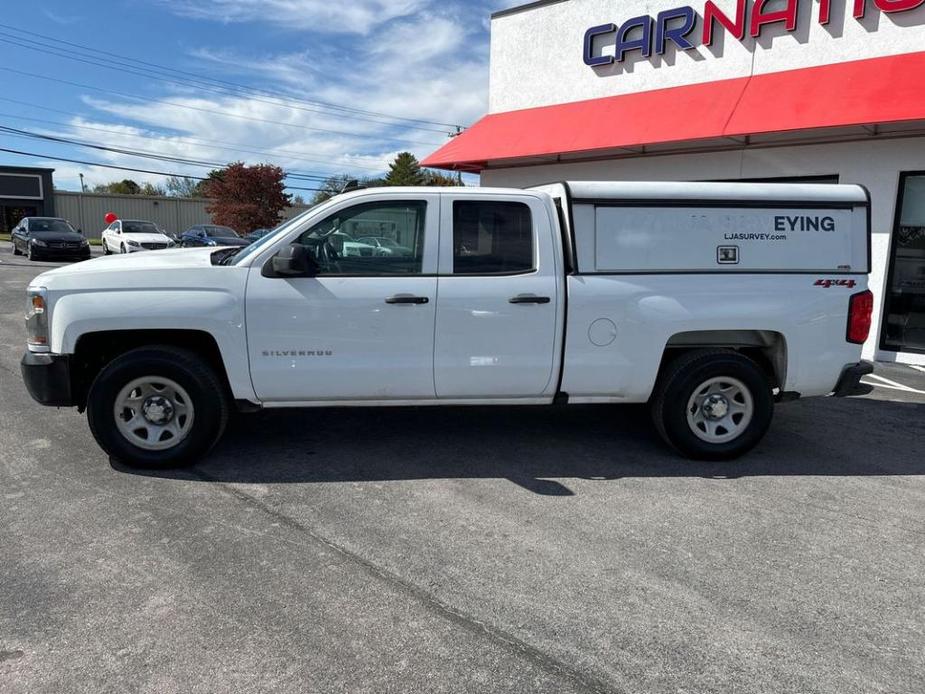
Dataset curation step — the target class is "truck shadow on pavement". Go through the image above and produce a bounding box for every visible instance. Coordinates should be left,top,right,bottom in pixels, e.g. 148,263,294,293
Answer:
116,396,925,496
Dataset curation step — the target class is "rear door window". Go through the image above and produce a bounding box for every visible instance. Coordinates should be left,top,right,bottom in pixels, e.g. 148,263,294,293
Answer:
452,201,534,275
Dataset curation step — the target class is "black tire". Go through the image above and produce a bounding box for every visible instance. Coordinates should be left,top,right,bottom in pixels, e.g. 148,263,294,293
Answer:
12,242,21,256
27,243,37,261
103,243,111,255
87,346,230,468
650,350,773,461
120,244,126,255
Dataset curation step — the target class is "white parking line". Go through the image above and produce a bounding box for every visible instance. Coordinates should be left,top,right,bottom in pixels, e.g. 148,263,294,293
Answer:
863,373,925,395
909,364,925,374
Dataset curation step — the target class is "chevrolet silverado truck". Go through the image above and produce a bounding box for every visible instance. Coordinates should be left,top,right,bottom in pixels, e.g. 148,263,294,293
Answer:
21,182,874,467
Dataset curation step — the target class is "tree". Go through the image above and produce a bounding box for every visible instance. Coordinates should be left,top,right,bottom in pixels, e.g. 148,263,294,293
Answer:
384,152,425,186
165,176,206,198
92,179,141,195
139,182,166,197
310,174,384,206
202,162,291,233
424,170,463,187
309,154,462,207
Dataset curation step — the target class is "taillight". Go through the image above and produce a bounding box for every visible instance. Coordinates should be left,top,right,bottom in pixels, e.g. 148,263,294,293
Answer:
847,290,873,344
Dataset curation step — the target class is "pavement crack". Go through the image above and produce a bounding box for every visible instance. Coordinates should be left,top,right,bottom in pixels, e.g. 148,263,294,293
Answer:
194,471,623,694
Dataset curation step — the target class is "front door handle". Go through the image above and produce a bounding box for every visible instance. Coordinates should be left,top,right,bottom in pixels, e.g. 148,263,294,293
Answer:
386,295,430,305
509,295,551,305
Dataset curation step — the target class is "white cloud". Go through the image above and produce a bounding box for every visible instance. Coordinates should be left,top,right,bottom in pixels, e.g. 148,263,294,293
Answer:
40,1,500,192
41,9,82,25
159,0,429,33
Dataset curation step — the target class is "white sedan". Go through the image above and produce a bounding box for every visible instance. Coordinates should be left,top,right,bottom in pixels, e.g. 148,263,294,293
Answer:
102,219,176,255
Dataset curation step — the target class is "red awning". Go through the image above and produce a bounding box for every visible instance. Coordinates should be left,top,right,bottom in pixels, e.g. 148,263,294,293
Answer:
424,52,925,172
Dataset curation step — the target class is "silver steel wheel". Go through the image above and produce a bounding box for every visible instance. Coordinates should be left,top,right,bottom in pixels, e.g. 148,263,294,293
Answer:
113,377,195,451
686,376,754,445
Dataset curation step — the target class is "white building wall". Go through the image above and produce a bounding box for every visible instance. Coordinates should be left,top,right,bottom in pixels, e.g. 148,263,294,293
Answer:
482,136,925,365
490,0,925,113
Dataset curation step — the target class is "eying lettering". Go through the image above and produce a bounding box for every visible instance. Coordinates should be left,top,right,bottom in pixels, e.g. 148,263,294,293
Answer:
774,216,836,232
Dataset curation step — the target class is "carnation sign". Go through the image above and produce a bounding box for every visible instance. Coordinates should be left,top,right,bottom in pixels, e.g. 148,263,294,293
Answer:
583,0,924,66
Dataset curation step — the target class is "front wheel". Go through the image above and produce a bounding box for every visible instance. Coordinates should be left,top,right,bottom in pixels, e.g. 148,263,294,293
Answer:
12,242,21,256
87,346,230,468
650,350,773,461
27,243,37,261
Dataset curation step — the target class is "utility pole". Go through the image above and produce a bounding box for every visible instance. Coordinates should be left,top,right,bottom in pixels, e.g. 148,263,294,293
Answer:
453,127,464,185
78,173,86,193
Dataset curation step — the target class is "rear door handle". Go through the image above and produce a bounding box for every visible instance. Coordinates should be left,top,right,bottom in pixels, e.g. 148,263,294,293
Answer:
509,295,551,305
386,295,430,305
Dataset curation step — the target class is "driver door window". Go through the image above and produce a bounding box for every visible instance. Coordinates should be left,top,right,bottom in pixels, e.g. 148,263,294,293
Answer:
296,201,427,275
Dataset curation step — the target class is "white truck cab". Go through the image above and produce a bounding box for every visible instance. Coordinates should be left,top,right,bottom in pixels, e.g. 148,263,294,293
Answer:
21,182,873,468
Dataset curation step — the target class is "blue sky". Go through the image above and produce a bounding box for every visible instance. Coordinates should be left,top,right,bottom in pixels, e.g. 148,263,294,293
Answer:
0,0,521,195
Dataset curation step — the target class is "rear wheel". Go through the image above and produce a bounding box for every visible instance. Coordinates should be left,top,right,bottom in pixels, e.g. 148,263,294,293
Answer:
87,346,230,468
651,350,773,461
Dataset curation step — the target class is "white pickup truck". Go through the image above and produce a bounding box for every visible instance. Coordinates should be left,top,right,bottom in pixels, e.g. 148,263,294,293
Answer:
21,182,874,468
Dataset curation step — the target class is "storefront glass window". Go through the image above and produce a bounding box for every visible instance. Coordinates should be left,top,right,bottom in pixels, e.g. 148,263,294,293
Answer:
882,174,925,354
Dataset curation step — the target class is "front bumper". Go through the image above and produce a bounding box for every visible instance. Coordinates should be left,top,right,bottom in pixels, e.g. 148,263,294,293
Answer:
33,246,92,260
21,352,75,407
832,361,874,397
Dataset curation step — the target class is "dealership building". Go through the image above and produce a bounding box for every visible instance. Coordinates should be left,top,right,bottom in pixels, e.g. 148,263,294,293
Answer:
425,0,925,364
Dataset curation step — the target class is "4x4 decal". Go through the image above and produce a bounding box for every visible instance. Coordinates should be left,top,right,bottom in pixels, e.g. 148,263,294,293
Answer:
815,279,857,289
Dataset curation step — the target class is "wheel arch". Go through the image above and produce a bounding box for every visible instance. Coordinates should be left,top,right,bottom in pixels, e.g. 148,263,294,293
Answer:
71,329,235,411
658,330,788,392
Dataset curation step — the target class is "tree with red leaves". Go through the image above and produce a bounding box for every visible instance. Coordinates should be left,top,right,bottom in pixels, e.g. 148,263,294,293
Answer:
203,163,291,234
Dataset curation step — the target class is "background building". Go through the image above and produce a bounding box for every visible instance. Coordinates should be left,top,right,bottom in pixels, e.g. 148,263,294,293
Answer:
0,165,311,239
0,166,55,234
425,0,925,364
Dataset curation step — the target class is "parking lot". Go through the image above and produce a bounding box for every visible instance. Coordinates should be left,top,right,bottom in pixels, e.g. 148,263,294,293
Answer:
1,248,923,694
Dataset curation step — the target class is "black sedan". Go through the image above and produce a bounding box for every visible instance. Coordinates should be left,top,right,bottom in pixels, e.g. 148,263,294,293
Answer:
11,217,91,262
179,224,251,248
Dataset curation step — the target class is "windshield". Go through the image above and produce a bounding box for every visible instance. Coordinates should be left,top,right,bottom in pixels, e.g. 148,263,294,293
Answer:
231,215,309,265
30,219,76,233
205,226,240,238
123,221,161,235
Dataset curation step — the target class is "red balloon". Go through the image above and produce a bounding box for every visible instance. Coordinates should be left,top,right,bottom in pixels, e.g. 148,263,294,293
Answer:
104,212,118,225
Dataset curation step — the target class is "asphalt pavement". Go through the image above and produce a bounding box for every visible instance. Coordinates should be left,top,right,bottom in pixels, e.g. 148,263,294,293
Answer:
1,246,923,694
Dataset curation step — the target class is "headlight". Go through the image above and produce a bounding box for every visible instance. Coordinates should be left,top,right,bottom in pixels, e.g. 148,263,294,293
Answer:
31,239,48,247
80,239,89,247
26,288,49,350
126,240,141,248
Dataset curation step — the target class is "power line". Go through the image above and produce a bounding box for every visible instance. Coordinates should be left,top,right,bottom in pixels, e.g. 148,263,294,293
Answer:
0,124,333,180
0,21,463,131
0,125,227,169
0,125,333,183
0,100,386,173
0,67,445,148
0,33,458,136
0,146,324,192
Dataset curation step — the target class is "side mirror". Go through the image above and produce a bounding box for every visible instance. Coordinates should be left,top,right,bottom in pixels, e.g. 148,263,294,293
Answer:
263,243,318,278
